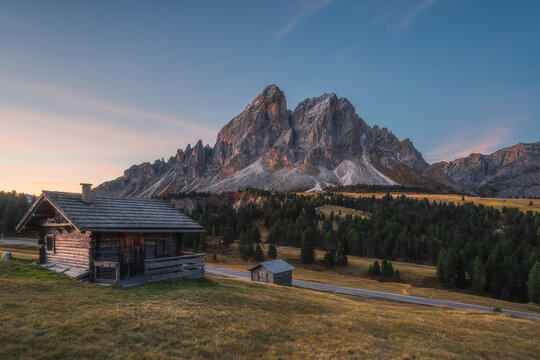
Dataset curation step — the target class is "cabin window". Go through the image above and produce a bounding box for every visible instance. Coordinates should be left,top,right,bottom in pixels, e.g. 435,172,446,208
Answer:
46,235,56,253
155,239,171,258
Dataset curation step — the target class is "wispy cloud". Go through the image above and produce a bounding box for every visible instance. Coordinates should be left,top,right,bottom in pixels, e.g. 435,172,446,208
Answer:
0,79,219,194
0,106,196,158
13,82,217,139
334,43,362,63
90,165,124,178
0,106,201,194
381,0,439,33
425,127,512,163
22,181,71,186
277,0,333,39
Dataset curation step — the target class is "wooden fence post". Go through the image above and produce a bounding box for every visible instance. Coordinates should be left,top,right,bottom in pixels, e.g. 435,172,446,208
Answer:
115,264,120,285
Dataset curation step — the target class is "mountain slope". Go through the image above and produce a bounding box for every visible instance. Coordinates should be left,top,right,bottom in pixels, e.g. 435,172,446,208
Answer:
433,142,540,197
94,85,458,196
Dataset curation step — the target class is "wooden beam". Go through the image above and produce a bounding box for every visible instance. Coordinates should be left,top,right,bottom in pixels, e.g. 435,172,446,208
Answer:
32,212,54,217
41,223,72,227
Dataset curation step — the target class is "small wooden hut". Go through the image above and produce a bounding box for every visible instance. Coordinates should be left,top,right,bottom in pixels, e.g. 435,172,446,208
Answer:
248,259,295,286
16,184,206,286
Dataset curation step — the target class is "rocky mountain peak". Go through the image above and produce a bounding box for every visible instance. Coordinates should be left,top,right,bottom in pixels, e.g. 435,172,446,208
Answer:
94,85,538,198
433,141,540,197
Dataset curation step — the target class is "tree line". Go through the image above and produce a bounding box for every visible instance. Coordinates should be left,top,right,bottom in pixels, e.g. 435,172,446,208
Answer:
0,191,33,235
186,201,276,262
182,191,539,303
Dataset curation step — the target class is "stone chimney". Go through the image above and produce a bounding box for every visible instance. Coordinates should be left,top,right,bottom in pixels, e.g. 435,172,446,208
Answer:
81,183,92,203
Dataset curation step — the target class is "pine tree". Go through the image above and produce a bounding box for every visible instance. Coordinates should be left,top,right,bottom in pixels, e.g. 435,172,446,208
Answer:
267,243,277,259
300,227,315,264
238,232,248,260
192,237,199,253
199,233,207,252
250,226,261,243
248,241,255,257
324,251,334,268
337,247,348,266
372,260,381,276
222,225,235,247
381,260,394,277
437,249,458,287
393,269,401,282
254,244,264,262
485,244,505,298
368,265,374,276
472,256,486,295
527,261,540,303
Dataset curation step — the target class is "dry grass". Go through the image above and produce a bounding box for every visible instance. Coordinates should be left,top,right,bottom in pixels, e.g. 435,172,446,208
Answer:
0,242,39,260
208,245,540,315
316,205,370,219
6,239,539,316
334,192,540,213
1,257,539,359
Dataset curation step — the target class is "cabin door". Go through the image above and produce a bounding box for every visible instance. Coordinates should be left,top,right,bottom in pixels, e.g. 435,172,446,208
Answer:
120,233,145,279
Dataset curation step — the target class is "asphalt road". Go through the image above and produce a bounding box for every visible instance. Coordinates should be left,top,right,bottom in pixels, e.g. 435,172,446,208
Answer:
205,266,540,319
0,238,37,245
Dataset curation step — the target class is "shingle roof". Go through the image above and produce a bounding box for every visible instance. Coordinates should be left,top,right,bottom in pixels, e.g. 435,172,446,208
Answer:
17,191,205,233
248,259,295,274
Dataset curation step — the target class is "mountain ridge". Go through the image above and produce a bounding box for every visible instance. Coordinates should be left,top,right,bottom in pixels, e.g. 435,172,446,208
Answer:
432,141,540,197
94,85,536,198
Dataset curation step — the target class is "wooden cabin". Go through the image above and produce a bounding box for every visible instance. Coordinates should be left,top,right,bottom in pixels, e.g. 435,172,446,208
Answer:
248,259,295,286
16,184,206,286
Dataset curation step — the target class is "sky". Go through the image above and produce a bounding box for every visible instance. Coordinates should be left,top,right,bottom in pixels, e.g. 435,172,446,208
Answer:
1,0,539,195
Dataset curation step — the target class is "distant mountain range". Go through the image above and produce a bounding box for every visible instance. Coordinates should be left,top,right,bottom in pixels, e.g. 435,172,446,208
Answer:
95,85,539,198
433,142,540,197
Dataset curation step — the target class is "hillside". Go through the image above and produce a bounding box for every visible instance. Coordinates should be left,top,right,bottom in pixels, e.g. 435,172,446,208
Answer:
1,258,539,359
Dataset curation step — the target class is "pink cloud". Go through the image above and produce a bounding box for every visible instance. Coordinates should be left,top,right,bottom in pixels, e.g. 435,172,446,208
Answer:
425,127,512,163
90,165,124,178
13,81,217,140
0,106,198,158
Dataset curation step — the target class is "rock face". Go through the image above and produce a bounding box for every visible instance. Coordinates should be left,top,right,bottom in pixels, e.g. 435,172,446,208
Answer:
433,142,540,197
94,85,464,196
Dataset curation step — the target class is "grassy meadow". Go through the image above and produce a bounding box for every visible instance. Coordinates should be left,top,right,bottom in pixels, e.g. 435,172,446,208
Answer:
316,205,370,219
1,255,540,359
207,243,540,315
333,192,540,213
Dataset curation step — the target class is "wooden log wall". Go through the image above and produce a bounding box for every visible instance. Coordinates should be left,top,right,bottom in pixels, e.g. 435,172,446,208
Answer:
273,271,292,286
251,269,292,286
41,227,92,268
144,233,182,260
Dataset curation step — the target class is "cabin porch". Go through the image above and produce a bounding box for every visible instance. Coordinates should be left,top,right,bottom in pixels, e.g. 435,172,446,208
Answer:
92,232,205,286
93,252,206,286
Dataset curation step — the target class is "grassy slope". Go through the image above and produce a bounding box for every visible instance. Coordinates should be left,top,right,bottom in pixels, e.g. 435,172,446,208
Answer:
316,205,370,218
335,192,540,213
5,236,540,315
207,243,540,314
1,258,539,360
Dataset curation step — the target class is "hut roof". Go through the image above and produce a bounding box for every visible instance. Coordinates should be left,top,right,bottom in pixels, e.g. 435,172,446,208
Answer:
248,259,295,274
16,191,205,233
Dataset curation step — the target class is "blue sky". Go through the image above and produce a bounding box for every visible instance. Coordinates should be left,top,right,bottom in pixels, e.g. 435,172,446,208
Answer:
0,0,539,194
